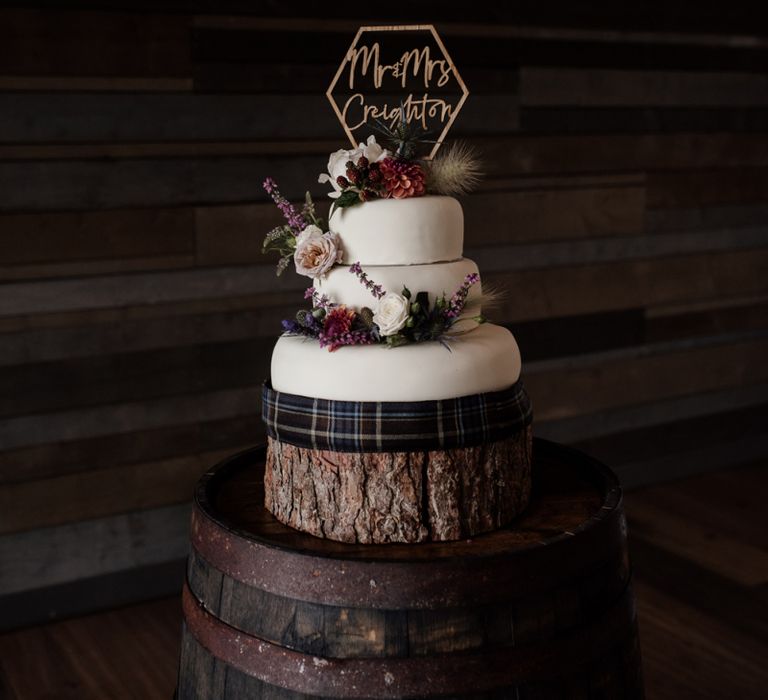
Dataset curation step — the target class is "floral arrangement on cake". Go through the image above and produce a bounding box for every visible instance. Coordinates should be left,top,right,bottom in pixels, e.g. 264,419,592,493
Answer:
282,267,481,351
260,126,484,351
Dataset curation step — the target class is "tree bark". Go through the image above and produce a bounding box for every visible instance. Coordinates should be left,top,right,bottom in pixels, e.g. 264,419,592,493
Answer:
264,426,532,543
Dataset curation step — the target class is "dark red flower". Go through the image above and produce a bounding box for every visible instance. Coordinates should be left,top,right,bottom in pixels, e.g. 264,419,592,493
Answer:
379,158,426,199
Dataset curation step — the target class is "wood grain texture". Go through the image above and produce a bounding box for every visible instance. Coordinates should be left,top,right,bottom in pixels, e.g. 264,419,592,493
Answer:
0,338,271,418
0,445,250,535
520,68,768,106
526,335,768,421
0,597,182,698
0,386,261,451
0,208,194,267
0,9,190,77
0,503,190,595
0,413,259,485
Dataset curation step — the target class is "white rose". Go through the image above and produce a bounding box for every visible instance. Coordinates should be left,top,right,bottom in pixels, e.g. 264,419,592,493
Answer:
317,136,389,199
359,134,388,164
294,229,343,279
373,292,410,336
317,149,353,199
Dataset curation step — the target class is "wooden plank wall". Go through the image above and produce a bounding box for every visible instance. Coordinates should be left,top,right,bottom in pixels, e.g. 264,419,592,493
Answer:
1,4,767,629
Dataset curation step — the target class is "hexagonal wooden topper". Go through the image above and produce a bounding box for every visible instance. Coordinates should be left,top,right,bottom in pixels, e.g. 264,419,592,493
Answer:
326,25,469,160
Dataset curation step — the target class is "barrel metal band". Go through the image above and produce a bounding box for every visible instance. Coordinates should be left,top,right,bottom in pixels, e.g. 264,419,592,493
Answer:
182,581,637,696
262,379,533,453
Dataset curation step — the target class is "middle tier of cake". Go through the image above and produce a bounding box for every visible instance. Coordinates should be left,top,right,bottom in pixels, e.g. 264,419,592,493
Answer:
315,257,481,311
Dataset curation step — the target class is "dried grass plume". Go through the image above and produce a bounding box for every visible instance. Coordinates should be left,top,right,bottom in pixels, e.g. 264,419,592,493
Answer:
424,141,483,196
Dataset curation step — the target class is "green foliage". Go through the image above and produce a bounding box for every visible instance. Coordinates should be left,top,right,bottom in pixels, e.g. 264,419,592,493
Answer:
302,191,326,229
329,189,361,218
276,254,292,276
385,333,410,348
262,224,296,276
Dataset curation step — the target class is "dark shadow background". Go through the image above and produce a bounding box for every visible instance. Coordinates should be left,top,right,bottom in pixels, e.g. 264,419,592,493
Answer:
1,2,767,634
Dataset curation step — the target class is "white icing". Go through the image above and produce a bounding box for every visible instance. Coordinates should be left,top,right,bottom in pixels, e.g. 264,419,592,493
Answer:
270,323,521,402
329,196,464,265
316,258,481,311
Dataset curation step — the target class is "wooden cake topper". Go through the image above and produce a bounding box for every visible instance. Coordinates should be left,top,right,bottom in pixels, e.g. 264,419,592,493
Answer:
326,25,469,159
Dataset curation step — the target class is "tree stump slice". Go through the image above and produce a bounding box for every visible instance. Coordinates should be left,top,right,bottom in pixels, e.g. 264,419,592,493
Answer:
265,426,532,543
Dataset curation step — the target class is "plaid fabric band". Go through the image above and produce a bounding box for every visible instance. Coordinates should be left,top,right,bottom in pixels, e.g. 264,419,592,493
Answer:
262,379,533,453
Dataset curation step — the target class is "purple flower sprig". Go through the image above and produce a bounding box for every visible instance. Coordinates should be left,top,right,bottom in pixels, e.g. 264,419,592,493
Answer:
445,273,480,319
304,286,334,310
319,328,375,352
349,261,385,300
263,177,306,235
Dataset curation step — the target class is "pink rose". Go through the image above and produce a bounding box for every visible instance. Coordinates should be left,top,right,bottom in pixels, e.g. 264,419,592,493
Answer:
293,226,343,279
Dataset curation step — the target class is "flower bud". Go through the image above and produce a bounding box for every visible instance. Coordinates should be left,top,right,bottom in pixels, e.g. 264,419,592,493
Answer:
336,175,349,188
406,316,415,328
346,169,360,185
345,160,356,170
312,307,326,319
410,301,421,314
357,155,369,168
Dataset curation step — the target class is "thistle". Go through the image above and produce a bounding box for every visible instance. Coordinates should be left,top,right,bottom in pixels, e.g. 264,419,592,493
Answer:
370,103,435,160
423,142,483,196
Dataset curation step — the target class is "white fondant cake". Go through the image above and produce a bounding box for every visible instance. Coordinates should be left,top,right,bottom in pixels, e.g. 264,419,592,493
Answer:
261,137,534,545
270,193,523,403
316,258,481,311
271,322,520,402
329,195,463,265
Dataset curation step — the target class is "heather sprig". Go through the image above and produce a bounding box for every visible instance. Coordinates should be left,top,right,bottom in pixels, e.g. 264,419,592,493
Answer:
305,286,335,310
445,273,481,319
319,328,375,352
349,261,385,299
263,177,306,234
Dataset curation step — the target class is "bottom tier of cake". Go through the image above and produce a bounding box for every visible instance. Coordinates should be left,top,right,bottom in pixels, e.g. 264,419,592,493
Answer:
264,426,532,544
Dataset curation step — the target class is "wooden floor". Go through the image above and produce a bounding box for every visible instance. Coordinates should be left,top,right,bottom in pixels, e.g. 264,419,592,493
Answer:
1,463,766,699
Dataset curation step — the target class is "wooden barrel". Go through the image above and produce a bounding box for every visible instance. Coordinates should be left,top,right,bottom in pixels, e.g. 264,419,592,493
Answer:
177,438,644,699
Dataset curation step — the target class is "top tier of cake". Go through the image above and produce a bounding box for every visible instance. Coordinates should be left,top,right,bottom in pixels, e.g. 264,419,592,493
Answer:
329,195,463,265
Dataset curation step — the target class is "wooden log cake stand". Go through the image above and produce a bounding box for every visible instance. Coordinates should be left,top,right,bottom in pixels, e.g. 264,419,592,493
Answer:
177,438,644,699
265,429,533,544
260,380,535,544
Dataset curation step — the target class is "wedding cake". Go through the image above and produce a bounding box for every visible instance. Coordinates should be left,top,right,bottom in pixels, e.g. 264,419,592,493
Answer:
260,136,532,544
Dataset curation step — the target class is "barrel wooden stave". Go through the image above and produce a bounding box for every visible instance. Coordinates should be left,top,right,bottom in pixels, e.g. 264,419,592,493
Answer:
178,613,643,699
177,439,644,699
186,546,629,658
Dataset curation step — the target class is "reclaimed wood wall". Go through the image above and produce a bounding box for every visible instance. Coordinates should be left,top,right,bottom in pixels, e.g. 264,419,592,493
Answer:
1,4,767,628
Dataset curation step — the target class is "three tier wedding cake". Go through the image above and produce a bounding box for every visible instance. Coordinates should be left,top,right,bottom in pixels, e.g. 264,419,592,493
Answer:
260,136,532,544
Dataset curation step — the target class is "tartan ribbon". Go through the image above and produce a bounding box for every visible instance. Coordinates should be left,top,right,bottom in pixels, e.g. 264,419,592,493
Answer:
262,379,532,453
